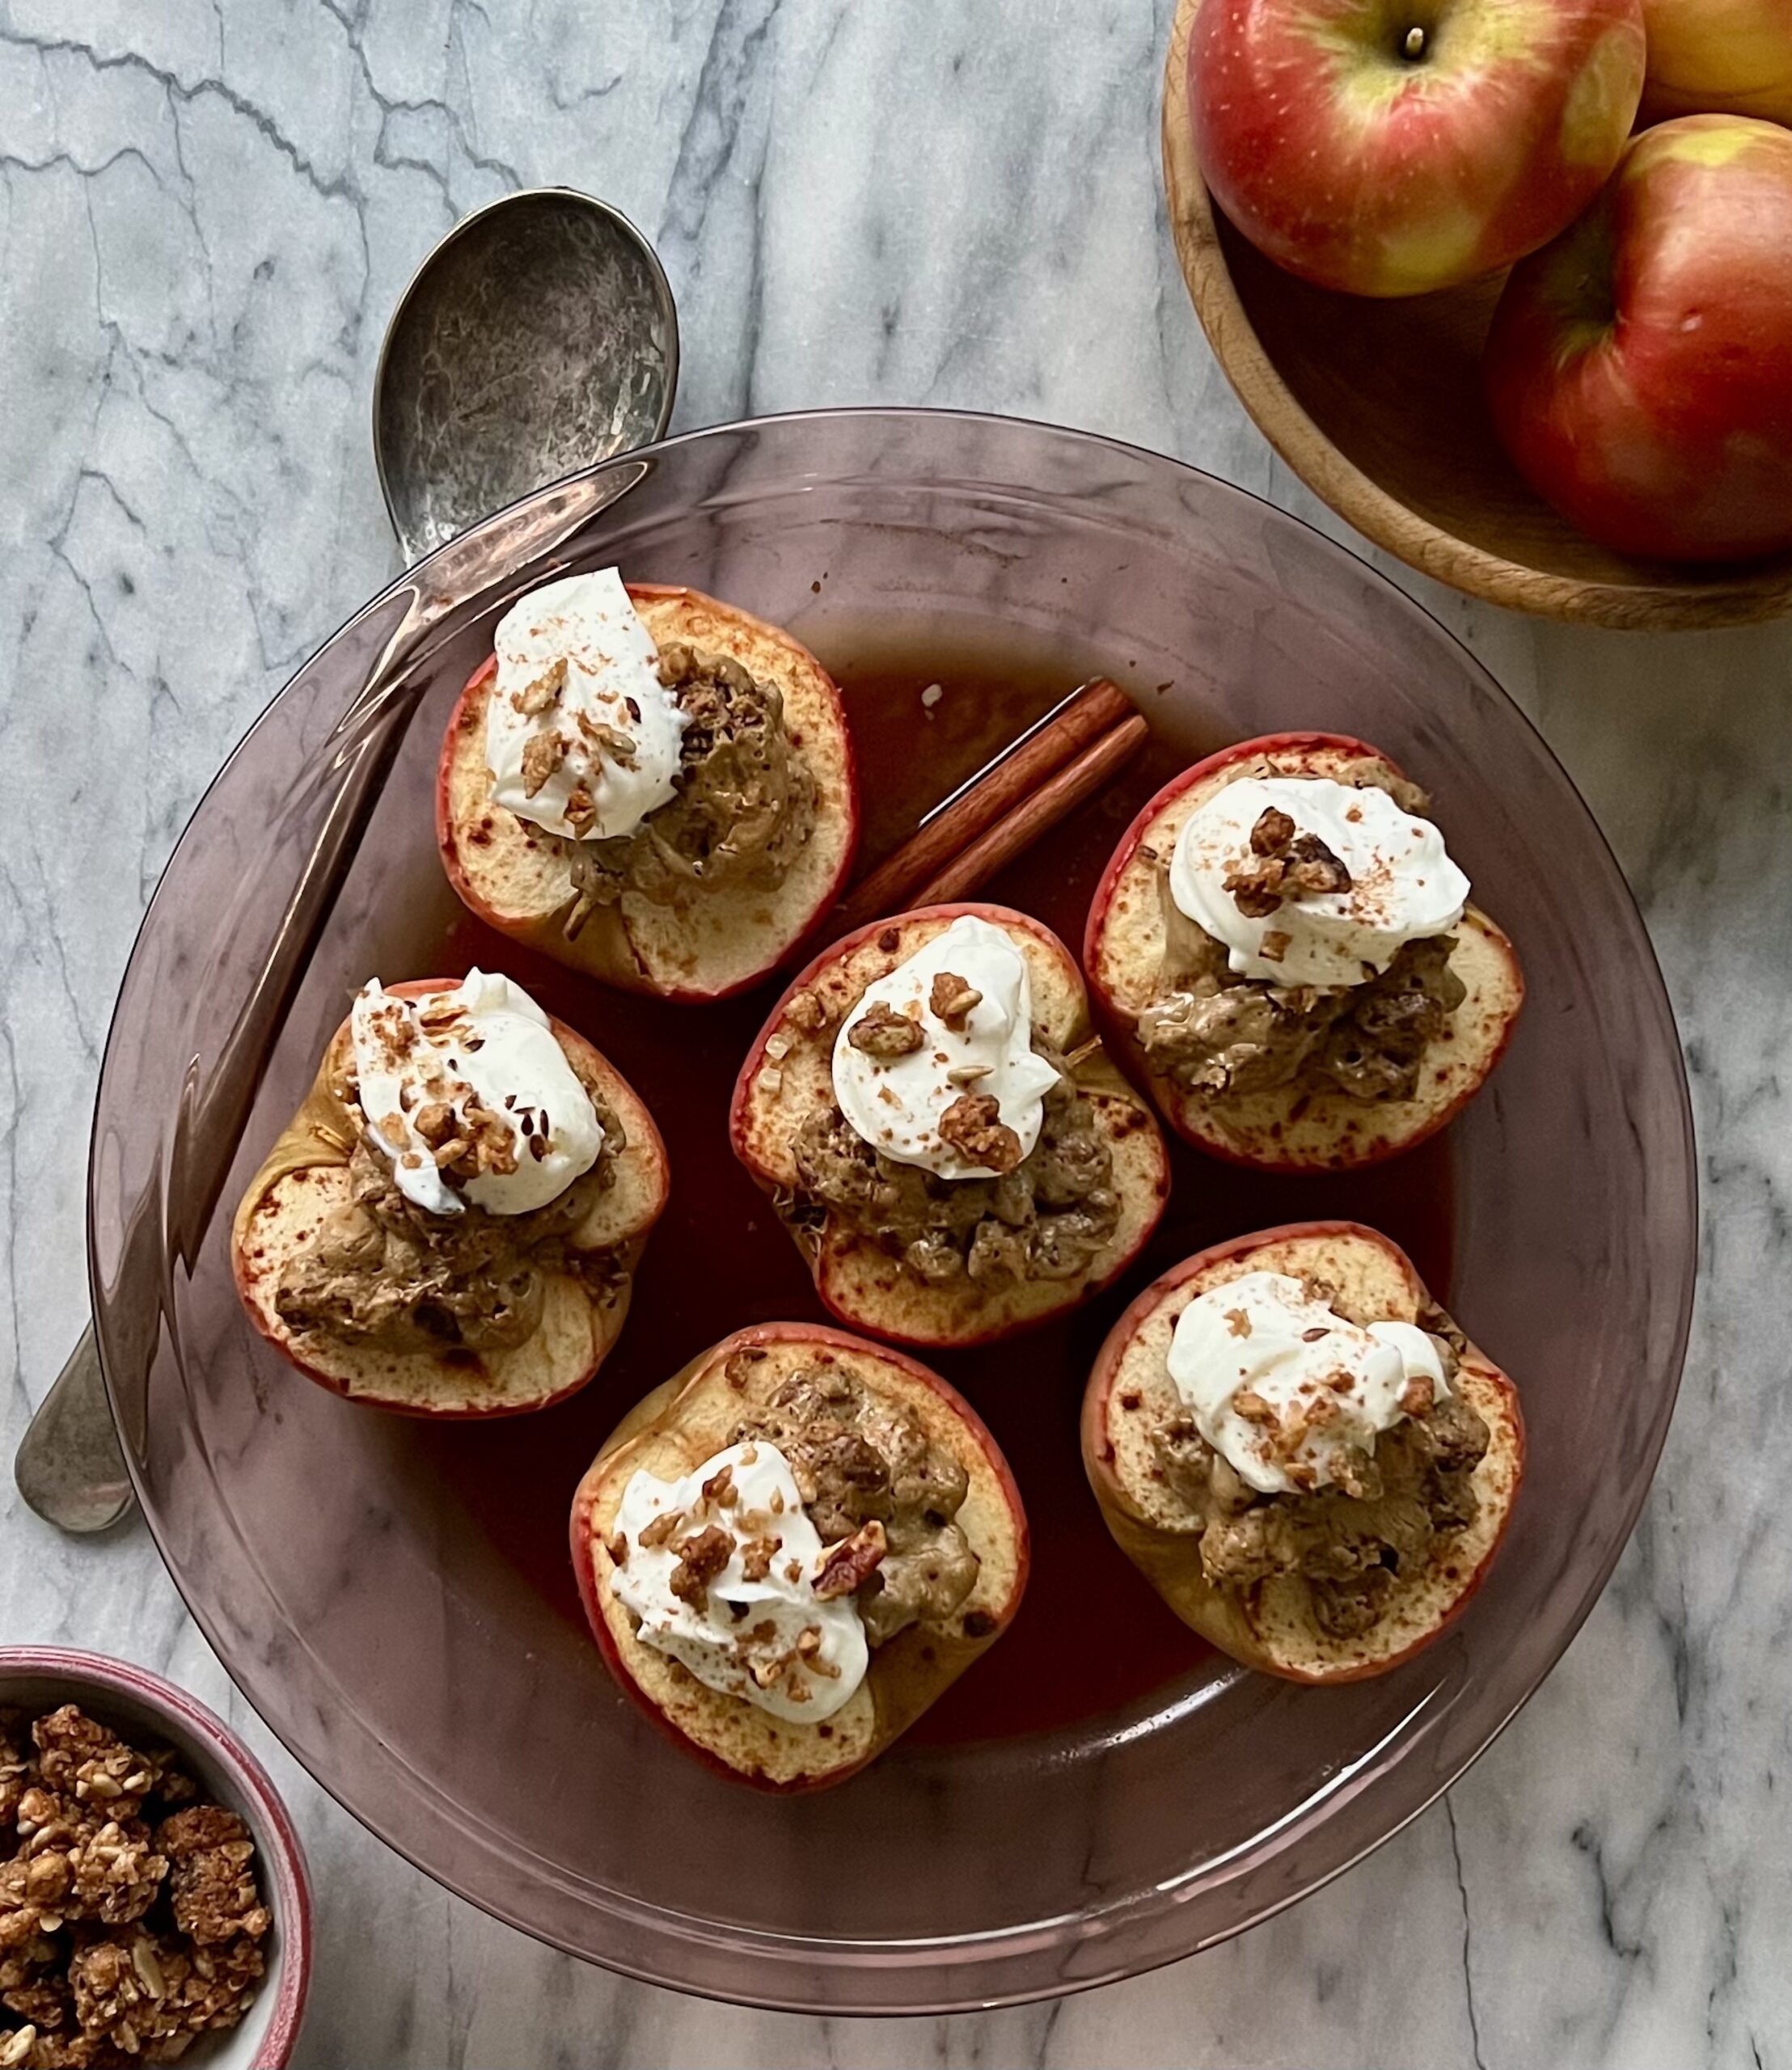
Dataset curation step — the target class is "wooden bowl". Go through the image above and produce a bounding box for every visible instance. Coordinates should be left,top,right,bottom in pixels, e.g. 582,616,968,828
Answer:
1162,0,1792,630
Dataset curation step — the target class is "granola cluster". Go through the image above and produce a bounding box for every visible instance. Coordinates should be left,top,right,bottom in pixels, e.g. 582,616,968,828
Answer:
0,1707,268,2068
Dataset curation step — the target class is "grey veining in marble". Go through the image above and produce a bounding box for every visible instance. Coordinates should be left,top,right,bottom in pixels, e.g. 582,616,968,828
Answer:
1,2,1787,2065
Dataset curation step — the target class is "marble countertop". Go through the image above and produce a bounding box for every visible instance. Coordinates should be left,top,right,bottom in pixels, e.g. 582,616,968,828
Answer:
2,2,1786,2064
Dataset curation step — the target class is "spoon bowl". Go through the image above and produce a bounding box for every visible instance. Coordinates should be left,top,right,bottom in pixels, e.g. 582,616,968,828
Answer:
374,188,678,564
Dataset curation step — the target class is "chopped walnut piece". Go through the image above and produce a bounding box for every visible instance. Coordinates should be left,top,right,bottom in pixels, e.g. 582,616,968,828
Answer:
700,1464,737,1510
512,656,566,716
936,1092,1022,1174
1224,805,1354,919
928,973,983,1029
1250,806,1296,855
1399,1373,1436,1417
1259,929,1291,965
636,1508,684,1550
519,729,565,799
738,1536,780,1583
157,1809,268,1947
1232,1388,1278,1426
668,1526,733,1606
1285,834,1351,896
1225,1307,1252,1338
811,1520,888,1601
563,784,597,837
845,1000,925,1058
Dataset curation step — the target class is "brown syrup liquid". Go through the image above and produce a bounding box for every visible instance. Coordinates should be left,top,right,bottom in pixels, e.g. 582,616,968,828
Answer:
418,620,1455,1744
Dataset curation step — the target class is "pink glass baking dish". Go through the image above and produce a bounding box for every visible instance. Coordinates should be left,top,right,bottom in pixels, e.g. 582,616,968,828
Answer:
87,409,1694,2011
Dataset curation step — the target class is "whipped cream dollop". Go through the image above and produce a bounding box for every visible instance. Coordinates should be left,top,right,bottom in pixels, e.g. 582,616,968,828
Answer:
610,1441,869,1723
349,970,602,1219
1169,774,1469,987
830,915,1061,1181
1166,1269,1450,1497
484,568,688,842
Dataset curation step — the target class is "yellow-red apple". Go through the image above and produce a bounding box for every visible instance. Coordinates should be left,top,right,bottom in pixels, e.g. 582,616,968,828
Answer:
1485,116,1792,562
1639,0,1792,127
1187,0,1646,296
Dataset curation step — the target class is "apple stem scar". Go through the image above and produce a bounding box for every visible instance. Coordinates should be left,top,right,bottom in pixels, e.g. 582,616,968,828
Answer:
1402,24,1426,58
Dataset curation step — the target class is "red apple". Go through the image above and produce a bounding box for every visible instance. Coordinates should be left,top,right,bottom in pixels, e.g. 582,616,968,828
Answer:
730,905,1171,1349
1082,1221,1524,1683
437,583,860,1003
1189,0,1646,296
571,1321,1029,1789
232,980,669,1416
1639,0,1792,126
1486,116,1792,562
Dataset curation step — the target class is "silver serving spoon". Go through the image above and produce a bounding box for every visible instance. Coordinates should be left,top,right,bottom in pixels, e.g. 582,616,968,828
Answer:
15,188,679,1532
375,187,678,564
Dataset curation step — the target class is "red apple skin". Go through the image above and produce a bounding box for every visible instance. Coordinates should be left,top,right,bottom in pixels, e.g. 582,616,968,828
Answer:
1190,0,1646,297
1639,0,1792,127
1486,116,1792,562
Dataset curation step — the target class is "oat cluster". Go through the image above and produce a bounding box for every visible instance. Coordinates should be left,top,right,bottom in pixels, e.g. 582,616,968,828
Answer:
0,1707,269,2068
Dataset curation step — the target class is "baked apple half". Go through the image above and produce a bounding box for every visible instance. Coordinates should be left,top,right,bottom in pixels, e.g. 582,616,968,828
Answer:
232,971,668,1414
1084,733,1523,1172
1083,1222,1523,1683
437,569,859,1001
730,905,1171,1348
572,1321,1029,1789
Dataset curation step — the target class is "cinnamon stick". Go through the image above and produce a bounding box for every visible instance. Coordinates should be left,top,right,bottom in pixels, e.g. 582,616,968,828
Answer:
909,714,1149,910
834,678,1134,933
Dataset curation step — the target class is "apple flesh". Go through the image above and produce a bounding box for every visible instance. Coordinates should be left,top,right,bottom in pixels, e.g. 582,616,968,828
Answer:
730,904,1171,1348
1486,116,1792,562
1082,1222,1524,1683
1640,0,1792,126
437,583,860,1003
571,1322,1029,1789
1081,734,1524,1174
1189,0,1646,296
231,980,669,1416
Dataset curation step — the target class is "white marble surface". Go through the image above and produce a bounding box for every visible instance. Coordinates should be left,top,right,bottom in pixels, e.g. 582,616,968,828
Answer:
2,2,1788,2064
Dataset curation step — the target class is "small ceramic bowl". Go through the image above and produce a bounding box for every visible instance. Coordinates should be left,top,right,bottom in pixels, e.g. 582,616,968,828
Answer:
0,1647,311,2068
1161,0,1792,632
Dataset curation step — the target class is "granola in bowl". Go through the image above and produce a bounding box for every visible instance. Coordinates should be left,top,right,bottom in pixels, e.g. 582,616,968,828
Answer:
0,1705,271,2068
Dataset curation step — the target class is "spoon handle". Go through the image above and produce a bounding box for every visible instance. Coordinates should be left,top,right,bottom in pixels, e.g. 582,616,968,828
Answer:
14,1324,134,1535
